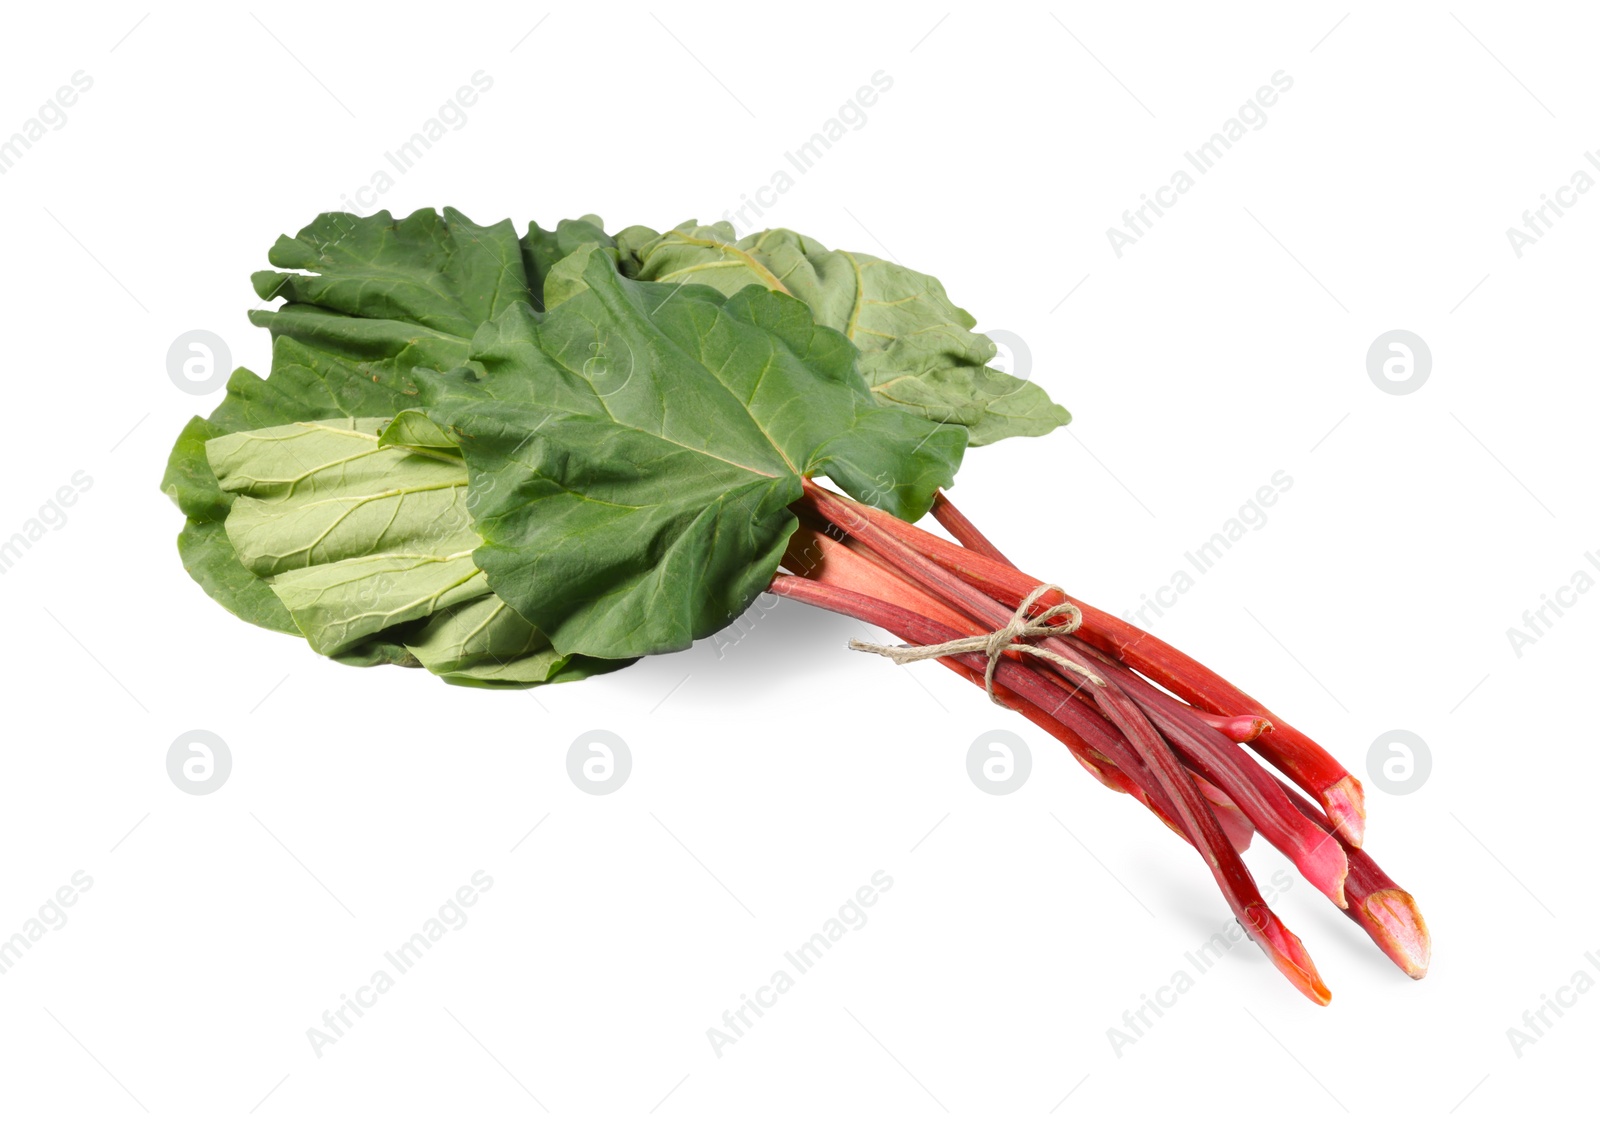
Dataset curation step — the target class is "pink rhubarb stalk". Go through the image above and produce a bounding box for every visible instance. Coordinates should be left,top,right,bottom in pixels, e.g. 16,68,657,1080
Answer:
777,531,1331,1005
802,486,1350,909
829,486,1366,846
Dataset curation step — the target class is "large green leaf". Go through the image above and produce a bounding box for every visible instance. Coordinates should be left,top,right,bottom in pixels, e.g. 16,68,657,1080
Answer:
206,417,599,684
162,208,539,657
186,206,530,501
411,244,966,660
615,222,1070,446
250,207,529,345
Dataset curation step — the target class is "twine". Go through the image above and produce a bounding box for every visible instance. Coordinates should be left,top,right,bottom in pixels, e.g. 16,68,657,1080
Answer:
848,584,1105,703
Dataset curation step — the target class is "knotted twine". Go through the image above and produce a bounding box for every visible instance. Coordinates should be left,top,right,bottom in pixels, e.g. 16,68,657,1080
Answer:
847,584,1106,703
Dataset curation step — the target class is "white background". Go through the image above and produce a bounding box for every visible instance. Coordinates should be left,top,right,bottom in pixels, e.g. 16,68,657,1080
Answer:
0,2,1593,1122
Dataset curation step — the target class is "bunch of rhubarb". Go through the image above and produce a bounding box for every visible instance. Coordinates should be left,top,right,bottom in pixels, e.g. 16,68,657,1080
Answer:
163,208,1427,1002
777,484,1428,1003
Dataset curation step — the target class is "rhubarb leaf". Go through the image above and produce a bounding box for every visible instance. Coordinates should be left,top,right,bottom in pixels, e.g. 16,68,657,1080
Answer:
250,207,529,349
206,417,601,683
209,418,482,655
163,208,539,656
411,244,966,660
615,221,1070,445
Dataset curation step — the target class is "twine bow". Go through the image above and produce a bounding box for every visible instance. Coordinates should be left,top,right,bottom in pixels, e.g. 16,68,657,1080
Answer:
847,584,1105,703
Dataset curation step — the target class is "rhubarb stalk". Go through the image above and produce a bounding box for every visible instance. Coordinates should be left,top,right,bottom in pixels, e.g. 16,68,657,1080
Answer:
776,533,1331,1005
801,485,1350,909
829,487,1366,846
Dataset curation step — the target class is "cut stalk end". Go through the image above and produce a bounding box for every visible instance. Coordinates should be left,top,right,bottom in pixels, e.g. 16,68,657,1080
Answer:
1252,914,1333,1006
1359,889,1432,980
1323,775,1366,849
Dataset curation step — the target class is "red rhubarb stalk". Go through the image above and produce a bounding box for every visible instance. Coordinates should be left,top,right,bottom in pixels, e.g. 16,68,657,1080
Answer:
1049,636,1349,907
785,528,1177,827
785,527,1255,854
801,485,1350,909
826,486,1366,846
776,538,1331,1005
930,488,1016,568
